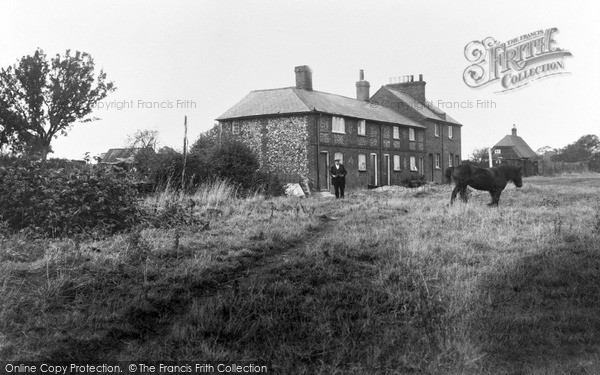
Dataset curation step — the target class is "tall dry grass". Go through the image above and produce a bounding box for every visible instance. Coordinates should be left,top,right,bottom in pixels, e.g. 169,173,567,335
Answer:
1,174,599,374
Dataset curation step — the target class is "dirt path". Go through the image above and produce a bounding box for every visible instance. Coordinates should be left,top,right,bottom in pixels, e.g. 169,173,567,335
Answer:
45,209,339,361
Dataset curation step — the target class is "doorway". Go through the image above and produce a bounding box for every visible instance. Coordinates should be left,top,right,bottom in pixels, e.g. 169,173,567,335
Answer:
383,154,390,185
319,152,330,191
369,153,378,186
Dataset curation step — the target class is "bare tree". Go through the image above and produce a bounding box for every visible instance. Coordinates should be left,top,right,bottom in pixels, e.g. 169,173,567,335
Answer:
126,129,160,150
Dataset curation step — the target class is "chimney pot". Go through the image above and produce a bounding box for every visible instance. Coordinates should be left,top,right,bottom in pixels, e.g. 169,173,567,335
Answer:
419,74,423,81
294,65,313,91
359,69,364,81
410,75,414,82
512,124,517,136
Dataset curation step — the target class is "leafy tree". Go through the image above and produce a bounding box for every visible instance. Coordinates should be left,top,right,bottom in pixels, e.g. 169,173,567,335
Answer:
468,147,490,167
552,134,600,163
536,146,555,156
0,48,115,160
189,123,221,158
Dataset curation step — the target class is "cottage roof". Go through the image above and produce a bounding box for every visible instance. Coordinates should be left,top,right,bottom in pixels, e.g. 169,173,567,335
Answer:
494,135,538,158
101,148,141,164
217,87,424,128
383,87,462,125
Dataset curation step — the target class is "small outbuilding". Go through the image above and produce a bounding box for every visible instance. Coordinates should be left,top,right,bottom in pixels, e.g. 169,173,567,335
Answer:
491,125,539,176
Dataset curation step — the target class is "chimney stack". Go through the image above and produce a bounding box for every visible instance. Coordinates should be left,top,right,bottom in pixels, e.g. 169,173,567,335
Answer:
356,69,370,101
386,73,426,103
295,65,313,91
512,124,517,136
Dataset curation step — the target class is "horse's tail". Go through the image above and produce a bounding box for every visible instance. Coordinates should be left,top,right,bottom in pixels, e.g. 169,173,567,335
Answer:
445,167,454,184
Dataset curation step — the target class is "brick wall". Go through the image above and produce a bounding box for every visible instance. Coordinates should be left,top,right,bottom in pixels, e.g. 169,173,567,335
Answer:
307,113,426,190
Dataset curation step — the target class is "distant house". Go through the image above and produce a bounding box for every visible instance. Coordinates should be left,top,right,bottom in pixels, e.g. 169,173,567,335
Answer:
99,148,141,168
216,65,462,192
491,125,538,176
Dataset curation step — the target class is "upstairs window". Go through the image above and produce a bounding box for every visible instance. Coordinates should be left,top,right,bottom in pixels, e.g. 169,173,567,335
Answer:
434,123,440,137
409,128,415,141
232,123,240,135
358,120,366,136
494,149,501,154
393,126,400,139
332,116,345,134
448,125,453,139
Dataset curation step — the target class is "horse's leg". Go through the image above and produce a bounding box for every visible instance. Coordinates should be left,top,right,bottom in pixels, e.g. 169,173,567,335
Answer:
488,189,501,206
450,184,460,204
460,185,468,202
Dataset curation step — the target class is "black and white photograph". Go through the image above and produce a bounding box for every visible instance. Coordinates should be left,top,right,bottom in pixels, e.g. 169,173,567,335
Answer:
1,1,599,373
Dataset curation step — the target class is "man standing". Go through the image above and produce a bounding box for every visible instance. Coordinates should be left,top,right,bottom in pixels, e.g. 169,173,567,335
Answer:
330,159,347,199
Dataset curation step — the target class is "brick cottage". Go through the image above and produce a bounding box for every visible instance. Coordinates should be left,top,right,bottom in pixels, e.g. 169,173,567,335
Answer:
216,65,462,193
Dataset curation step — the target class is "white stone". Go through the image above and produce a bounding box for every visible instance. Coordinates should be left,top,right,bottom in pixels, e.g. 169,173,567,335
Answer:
284,183,305,197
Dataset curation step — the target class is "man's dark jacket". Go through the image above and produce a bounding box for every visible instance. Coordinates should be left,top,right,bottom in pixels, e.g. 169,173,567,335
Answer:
330,164,347,184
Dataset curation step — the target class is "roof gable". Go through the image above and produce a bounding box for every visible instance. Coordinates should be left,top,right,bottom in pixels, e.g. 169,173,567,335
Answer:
383,87,462,125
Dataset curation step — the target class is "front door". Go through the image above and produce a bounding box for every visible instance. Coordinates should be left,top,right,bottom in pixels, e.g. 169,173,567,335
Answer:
319,152,329,191
383,154,390,185
369,153,378,186
429,154,434,182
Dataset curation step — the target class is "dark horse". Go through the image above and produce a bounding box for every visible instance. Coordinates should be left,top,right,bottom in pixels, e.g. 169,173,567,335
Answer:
445,164,523,206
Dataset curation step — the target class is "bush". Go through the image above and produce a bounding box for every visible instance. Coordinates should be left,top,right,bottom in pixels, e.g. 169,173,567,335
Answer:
210,141,260,191
138,140,264,195
0,161,140,237
402,174,427,188
251,172,286,198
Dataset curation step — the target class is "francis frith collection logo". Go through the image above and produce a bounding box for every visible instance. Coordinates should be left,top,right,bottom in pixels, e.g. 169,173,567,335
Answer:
463,27,572,92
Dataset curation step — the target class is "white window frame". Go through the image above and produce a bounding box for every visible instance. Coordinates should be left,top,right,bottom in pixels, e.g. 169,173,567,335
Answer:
449,154,453,167
333,152,343,164
448,125,453,139
434,123,440,137
393,155,400,171
393,126,400,139
410,156,417,171
435,154,440,169
358,120,366,136
409,128,415,141
232,123,240,135
358,154,367,171
332,116,345,134
494,149,501,154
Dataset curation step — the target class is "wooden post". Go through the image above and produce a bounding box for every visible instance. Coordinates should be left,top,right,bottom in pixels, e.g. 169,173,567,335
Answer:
488,147,493,168
181,116,188,191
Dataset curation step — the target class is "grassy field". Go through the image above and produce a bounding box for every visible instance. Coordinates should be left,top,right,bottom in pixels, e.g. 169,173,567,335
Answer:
1,175,600,374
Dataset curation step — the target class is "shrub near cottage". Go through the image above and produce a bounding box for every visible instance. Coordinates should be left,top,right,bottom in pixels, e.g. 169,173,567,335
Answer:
0,161,140,237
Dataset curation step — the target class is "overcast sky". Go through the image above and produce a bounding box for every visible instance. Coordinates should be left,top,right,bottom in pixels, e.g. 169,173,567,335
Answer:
2,0,599,160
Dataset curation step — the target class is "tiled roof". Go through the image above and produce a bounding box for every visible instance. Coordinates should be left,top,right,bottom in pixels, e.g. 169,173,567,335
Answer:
101,148,141,164
384,87,462,125
494,135,538,158
217,87,424,128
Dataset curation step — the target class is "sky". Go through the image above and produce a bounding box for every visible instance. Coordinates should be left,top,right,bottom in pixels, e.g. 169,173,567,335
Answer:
2,0,599,160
